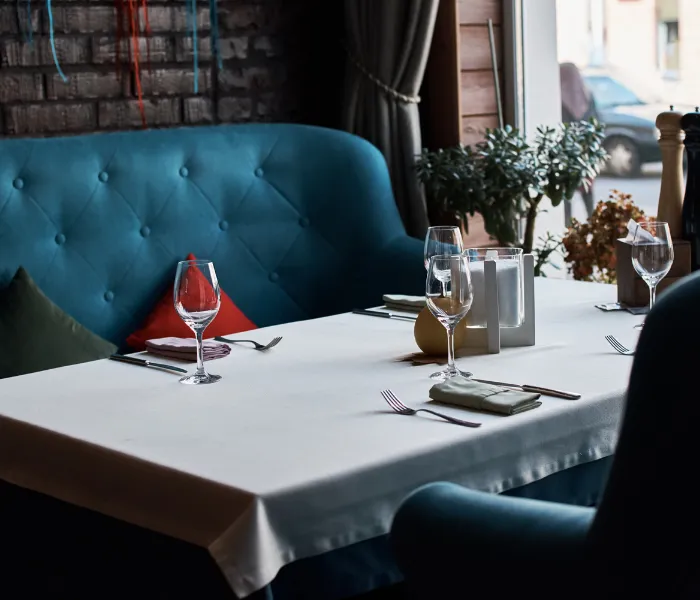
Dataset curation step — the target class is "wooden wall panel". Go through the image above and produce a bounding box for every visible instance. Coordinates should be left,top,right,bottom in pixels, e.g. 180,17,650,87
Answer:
420,0,503,246
460,71,500,116
458,0,504,247
458,0,501,25
459,25,502,71
462,114,499,147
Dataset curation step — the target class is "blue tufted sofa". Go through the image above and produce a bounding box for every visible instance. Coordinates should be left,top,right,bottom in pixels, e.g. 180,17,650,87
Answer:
0,123,425,349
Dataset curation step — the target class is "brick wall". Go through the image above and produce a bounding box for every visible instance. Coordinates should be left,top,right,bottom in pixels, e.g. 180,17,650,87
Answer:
0,0,341,136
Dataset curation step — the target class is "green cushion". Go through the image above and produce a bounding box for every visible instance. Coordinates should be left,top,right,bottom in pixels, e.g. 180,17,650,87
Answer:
0,267,117,379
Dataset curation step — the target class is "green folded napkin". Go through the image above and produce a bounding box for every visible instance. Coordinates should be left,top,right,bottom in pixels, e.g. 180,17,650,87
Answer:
429,376,542,415
382,294,425,313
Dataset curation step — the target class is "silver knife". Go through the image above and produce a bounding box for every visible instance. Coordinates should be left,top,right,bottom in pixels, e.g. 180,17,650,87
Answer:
471,378,581,400
109,354,188,374
352,308,417,322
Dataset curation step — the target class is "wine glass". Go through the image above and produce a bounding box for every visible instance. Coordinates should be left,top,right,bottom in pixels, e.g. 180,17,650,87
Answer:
426,254,474,381
424,226,464,297
631,221,674,330
174,259,222,385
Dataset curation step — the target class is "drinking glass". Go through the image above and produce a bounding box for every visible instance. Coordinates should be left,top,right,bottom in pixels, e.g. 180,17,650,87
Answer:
631,221,674,330
426,254,474,381
174,259,222,385
424,226,464,297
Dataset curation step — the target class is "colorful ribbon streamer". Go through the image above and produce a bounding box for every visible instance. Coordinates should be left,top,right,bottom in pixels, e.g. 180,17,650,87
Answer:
46,0,67,82
126,0,147,127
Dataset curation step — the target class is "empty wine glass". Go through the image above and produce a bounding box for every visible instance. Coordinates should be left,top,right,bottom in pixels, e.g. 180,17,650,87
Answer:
632,221,674,330
426,254,474,381
424,226,464,297
174,259,222,385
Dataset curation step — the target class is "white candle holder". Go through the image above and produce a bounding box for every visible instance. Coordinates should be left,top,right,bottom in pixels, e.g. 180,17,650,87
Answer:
462,253,536,354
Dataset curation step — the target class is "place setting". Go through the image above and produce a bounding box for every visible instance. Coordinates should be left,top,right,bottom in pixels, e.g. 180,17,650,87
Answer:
603,219,676,356
110,258,282,383
349,225,583,429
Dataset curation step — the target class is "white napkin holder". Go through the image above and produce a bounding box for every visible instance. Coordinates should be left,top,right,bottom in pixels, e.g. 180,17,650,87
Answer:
463,253,535,354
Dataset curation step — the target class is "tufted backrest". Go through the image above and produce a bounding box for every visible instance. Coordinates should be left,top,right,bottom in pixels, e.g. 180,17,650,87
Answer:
0,124,418,346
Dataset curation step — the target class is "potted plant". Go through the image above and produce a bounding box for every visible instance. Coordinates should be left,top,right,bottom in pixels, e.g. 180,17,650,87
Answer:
522,119,608,254
415,144,485,235
416,118,608,257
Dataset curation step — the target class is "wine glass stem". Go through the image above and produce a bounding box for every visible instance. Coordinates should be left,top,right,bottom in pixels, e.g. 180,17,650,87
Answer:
441,280,447,297
195,329,206,376
446,325,456,374
648,281,657,313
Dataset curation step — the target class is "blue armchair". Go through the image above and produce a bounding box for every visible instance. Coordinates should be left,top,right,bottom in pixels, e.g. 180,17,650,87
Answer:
390,272,700,599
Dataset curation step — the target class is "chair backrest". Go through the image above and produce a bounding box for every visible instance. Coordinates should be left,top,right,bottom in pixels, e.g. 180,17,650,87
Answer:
0,124,409,346
587,271,700,593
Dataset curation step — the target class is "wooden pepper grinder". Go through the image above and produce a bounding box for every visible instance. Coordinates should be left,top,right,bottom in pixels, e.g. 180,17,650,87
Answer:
656,106,685,237
682,108,700,271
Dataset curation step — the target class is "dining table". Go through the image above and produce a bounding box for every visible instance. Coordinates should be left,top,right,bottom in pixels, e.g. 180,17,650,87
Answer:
0,277,641,599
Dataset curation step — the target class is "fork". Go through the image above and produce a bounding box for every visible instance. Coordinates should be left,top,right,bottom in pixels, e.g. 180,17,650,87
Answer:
380,389,481,428
215,336,283,351
605,335,635,356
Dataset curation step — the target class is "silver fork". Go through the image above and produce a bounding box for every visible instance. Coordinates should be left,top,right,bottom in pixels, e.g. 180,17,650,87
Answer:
215,336,283,351
380,389,481,428
605,335,635,356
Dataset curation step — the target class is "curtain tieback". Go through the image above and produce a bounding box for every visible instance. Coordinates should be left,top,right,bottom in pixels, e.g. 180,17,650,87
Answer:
343,44,420,104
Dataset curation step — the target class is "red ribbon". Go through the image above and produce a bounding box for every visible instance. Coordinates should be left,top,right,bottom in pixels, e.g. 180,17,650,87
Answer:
127,0,146,128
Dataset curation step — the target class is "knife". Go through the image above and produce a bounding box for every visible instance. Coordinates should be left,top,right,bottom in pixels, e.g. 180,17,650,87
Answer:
352,308,417,322
109,354,188,374
471,378,581,400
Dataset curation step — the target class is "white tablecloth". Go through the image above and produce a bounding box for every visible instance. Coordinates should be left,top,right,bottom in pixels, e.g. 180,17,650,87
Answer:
0,278,640,597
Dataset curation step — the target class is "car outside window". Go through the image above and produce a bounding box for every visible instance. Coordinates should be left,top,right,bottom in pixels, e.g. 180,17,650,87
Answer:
584,76,644,109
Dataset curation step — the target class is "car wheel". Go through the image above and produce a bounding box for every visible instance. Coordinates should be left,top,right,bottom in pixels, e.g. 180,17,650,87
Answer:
603,136,641,178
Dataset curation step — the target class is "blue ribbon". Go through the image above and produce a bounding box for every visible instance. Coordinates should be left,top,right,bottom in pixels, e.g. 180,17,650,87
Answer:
47,0,67,82
209,0,222,70
189,0,198,93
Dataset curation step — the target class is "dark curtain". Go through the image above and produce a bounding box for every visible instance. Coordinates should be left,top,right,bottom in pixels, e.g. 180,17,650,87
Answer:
342,0,440,238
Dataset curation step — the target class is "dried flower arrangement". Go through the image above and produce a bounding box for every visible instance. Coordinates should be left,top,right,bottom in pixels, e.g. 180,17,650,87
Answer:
561,190,649,283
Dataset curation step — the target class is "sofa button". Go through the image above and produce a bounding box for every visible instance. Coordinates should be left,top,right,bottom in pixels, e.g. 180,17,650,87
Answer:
140,225,151,238
299,217,309,228
219,220,229,231
269,272,279,283
254,167,264,178
104,291,114,302
98,171,109,183
13,178,24,190
55,233,66,245
179,166,189,178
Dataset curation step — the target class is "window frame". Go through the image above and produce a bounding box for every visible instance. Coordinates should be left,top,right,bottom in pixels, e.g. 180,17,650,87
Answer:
503,0,562,136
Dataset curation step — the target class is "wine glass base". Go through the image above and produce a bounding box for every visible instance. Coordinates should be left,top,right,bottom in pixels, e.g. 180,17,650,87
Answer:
179,373,222,385
429,368,472,381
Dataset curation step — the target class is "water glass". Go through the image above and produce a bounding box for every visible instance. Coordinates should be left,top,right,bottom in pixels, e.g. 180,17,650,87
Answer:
426,254,474,381
424,226,464,296
631,221,674,329
174,259,222,385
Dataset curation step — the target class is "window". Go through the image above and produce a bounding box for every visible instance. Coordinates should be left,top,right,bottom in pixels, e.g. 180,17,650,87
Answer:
658,20,680,76
505,0,686,273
